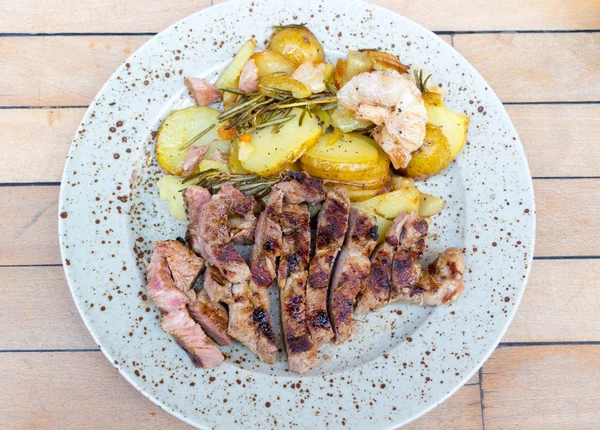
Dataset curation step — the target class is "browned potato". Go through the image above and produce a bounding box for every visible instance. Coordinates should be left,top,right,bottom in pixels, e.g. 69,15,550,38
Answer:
345,50,373,81
267,27,325,66
367,51,409,74
404,123,451,178
259,74,312,98
333,58,347,89
250,50,296,78
422,92,444,107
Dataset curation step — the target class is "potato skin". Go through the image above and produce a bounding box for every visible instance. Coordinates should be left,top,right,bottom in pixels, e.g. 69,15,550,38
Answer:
267,27,325,66
403,123,451,178
426,105,470,160
250,50,296,77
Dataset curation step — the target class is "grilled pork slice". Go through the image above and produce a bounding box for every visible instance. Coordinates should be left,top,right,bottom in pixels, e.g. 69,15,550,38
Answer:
187,289,232,346
391,248,465,306
197,187,260,356
354,213,409,314
275,171,326,204
389,211,428,303
247,189,285,364
306,188,350,346
278,204,318,373
154,240,204,294
183,186,212,255
146,253,190,314
328,208,378,343
221,185,257,244
161,309,224,368
203,265,233,304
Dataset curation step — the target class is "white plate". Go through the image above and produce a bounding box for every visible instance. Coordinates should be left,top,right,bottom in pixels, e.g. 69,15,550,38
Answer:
58,0,535,428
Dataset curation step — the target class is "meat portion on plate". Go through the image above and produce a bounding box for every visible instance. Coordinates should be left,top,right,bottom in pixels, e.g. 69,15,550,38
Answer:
306,188,350,347
278,203,318,373
391,247,465,306
183,185,212,256
187,288,232,346
146,252,191,314
275,171,326,204
355,212,409,314
153,239,204,293
247,189,285,364
328,208,378,343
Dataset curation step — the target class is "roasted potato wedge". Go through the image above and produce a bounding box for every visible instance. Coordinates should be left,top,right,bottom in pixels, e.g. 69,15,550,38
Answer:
215,38,257,106
367,51,409,74
419,192,446,217
250,50,296,77
157,175,187,221
426,105,470,160
229,140,250,174
237,108,322,176
404,123,452,178
333,59,347,89
300,132,390,186
345,50,373,81
155,106,224,176
422,92,444,107
259,74,312,99
267,27,325,66
352,186,420,241
391,175,414,189
345,186,382,202
330,107,373,133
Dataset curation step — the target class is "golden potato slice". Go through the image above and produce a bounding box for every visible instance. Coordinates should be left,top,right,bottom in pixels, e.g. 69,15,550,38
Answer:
419,192,446,217
422,92,444,107
404,123,452,178
333,59,347,89
237,108,322,176
198,160,228,173
251,50,296,77
267,27,325,66
259,74,312,98
330,108,373,133
345,51,373,81
215,39,257,105
229,140,250,174
426,105,470,160
391,175,414,189
157,175,187,221
155,106,224,176
352,186,420,242
345,187,381,202
300,133,390,186
367,51,409,74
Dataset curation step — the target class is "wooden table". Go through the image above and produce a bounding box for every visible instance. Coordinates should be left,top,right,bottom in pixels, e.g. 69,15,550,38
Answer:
1,0,599,428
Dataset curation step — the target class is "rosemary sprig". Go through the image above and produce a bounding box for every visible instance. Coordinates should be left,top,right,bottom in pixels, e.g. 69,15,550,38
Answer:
272,23,307,29
182,169,281,198
180,124,215,150
414,69,432,93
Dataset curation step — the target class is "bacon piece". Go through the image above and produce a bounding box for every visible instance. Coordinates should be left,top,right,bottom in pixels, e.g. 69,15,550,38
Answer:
184,77,223,106
238,59,259,93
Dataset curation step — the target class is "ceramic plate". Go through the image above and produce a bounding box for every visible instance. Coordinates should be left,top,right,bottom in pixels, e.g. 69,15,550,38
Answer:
59,0,535,428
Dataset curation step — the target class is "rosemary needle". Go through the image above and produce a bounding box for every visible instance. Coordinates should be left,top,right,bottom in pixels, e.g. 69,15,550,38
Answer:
180,124,215,150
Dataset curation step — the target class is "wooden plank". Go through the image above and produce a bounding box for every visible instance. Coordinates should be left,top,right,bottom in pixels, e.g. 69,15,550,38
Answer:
0,36,148,107
482,345,600,429
1,179,597,265
0,352,189,429
453,33,600,102
0,266,96,350
211,0,600,32
504,260,600,342
508,104,600,178
0,108,83,183
3,104,599,184
0,351,480,429
0,0,211,34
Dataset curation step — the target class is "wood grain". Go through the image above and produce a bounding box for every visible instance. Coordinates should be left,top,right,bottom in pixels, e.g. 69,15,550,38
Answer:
453,33,600,102
1,179,596,266
7,33,600,106
482,345,600,429
0,351,480,429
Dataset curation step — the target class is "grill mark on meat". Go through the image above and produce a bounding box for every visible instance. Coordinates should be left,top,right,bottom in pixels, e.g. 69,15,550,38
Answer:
278,204,318,373
306,188,350,347
187,289,232,346
328,208,377,343
274,171,325,205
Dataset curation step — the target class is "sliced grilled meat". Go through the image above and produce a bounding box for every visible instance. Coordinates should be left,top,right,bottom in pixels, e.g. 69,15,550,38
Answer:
328,208,378,343
187,289,232,346
146,253,190,314
354,213,409,314
306,188,350,346
203,265,233,304
183,186,212,256
154,240,204,293
275,171,326,204
278,204,318,373
161,309,224,368
221,185,257,244
247,189,285,364
391,248,465,306
389,211,428,303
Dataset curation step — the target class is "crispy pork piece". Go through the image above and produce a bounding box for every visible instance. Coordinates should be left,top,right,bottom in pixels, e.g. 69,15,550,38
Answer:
187,289,232,346
275,171,325,204
154,240,204,294
183,186,212,255
354,213,409,314
391,248,465,306
328,208,378,343
389,211,428,303
306,188,350,346
146,253,190,314
161,309,224,368
278,204,318,373
184,77,223,107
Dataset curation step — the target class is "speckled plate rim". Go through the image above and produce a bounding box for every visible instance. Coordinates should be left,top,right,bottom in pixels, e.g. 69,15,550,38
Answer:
58,0,536,428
